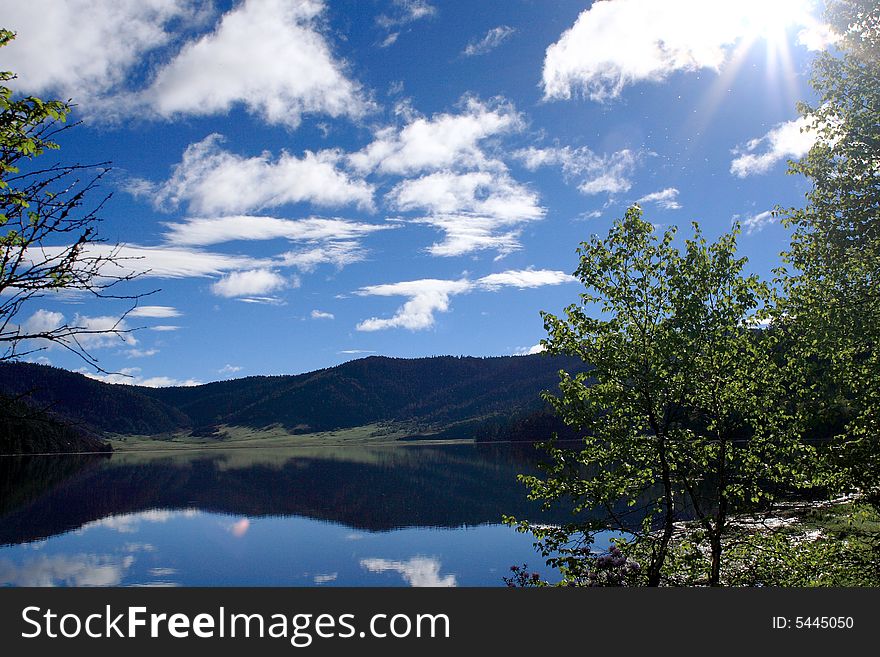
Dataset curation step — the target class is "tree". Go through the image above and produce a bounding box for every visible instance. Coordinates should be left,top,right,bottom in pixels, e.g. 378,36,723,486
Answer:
778,0,880,504
0,30,140,370
509,207,812,586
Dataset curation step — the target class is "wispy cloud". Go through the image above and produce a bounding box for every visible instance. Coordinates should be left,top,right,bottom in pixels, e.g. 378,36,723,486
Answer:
637,187,681,210
218,364,243,376
129,305,182,319
514,145,642,196
376,0,436,29
735,210,777,235
310,310,335,320
730,117,816,177
161,215,390,247
355,268,575,331
279,242,368,272
79,367,201,387
463,26,515,57
35,243,273,280
126,348,159,359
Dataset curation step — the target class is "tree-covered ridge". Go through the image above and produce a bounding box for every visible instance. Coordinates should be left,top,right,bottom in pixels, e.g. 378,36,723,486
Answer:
0,354,586,452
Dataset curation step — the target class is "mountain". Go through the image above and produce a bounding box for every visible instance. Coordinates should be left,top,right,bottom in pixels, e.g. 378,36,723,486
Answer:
0,354,587,453
0,394,111,455
0,362,190,435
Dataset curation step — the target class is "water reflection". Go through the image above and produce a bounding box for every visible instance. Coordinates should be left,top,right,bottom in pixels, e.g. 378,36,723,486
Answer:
360,557,457,587
0,553,133,586
0,444,565,546
0,444,569,586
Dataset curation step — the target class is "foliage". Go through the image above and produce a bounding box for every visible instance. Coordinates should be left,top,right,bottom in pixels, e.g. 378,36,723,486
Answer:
502,564,546,587
509,207,813,586
0,29,139,369
776,0,880,504
0,392,110,454
722,502,880,587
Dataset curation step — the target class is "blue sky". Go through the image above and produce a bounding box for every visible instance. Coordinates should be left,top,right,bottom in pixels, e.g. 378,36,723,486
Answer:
0,0,832,385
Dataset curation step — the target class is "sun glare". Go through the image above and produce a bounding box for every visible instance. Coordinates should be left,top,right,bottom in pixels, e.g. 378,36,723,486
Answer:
690,0,817,147
741,0,810,49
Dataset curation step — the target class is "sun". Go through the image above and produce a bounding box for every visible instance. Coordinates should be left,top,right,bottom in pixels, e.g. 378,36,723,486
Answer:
689,0,819,143
741,0,812,51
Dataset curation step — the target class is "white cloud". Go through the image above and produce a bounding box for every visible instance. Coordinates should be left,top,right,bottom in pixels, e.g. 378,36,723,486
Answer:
637,187,682,210
162,215,389,247
355,268,574,331
476,269,575,290
310,310,335,320
0,0,205,102
236,297,288,306
279,242,367,272
138,134,374,215
542,0,820,102
79,367,201,387
72,314,137,349
376,0,436,29
356,278,471,331
463,25,516,57
35,243,272,280
211,269,288,299
797,21,839,51
147,0,368,126
514,146,641,195
150,325,182,332
129,305,181,318
387,169,545,257
515,343,545,356
730,117,816,177
338,349,376,355
127,348,159,358
379,32,400,48
21,311,137,351
736,210,777,235
219,364,243,375
349,98,521,175
22,309,65,335
360,556,456,587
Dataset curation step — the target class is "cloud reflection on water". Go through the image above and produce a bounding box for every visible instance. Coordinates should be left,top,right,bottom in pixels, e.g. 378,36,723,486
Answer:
0,553,134,586
360,556,456,587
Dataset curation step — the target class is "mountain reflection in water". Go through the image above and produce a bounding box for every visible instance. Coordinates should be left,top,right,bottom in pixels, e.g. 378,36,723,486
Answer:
0,443,576,587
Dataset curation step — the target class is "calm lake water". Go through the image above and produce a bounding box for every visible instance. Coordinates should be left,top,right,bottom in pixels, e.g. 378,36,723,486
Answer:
0,443,588,587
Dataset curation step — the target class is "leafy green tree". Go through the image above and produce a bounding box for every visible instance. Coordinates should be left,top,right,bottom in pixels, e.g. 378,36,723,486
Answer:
0,29,139,369
777,0,880,504
509,207,811,586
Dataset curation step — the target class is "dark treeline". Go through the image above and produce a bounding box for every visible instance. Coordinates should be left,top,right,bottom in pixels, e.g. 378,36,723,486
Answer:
0,354,587,453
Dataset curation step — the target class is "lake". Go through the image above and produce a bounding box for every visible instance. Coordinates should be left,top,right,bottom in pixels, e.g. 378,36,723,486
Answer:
0,442,585,587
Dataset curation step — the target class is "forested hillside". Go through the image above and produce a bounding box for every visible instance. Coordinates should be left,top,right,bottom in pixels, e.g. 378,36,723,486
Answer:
0,354,587,452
